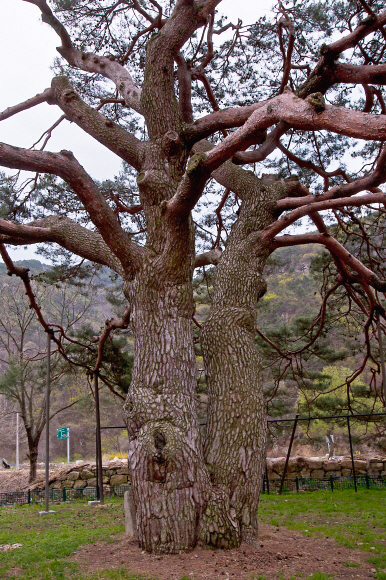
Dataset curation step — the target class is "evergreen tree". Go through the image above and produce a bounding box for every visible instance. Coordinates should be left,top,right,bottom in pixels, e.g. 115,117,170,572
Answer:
1,0,386,553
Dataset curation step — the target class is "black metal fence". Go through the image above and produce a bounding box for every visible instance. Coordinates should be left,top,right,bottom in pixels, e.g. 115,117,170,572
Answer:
262,474,386,494
0,484,130,507
2,475,386,507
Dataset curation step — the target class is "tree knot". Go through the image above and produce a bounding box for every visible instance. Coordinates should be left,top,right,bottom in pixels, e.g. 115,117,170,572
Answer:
307,92,325,113
187,153,207,175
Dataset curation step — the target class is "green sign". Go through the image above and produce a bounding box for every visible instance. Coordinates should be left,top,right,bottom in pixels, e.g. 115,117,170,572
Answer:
57,427,68,440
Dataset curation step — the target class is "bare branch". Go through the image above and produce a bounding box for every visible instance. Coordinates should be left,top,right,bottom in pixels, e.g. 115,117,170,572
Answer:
277,145,386,211
94,306,131,372
0,215,124,275
277,2,295,94
23,0,142,113
51,76,144,170
272,232,386,292
0,142,144,274
0,89,53,122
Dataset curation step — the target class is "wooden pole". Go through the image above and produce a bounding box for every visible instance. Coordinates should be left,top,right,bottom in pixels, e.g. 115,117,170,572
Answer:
347,416,357,493
16,413,19,470
44,332,51,513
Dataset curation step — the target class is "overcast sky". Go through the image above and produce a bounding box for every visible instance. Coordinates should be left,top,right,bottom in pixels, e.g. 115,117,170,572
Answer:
0,0,272,262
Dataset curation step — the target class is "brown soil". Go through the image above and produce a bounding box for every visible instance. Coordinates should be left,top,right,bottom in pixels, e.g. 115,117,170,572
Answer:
0,463,97,493
0,466,72,492
70,523,376,579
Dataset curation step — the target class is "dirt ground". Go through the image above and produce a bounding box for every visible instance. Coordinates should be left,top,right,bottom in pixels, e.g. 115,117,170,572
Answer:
0,464,93,492
70,523,377,580
0,467,39,492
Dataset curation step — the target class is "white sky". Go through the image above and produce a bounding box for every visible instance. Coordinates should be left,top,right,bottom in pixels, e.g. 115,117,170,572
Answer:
0,0,272,262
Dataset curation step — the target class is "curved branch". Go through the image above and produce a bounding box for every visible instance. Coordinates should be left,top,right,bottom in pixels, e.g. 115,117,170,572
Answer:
199,92,386,171
0,216,124,275
23,0,142,113
272,232,386,292
94,305,131,372
264,191,386,241
277,2,295,94
0,142,144,274
277,145,386,211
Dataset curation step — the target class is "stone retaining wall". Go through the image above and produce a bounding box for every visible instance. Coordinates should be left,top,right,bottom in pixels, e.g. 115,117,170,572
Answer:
42,460,130,491
267,455,386,479
37,456,386,490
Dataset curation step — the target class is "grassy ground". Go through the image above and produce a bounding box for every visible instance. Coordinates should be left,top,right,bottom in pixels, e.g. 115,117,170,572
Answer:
258,488,386,579
1,490,386,580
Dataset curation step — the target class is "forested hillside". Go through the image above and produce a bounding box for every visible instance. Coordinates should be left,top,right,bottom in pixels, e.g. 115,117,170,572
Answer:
1,242,384,468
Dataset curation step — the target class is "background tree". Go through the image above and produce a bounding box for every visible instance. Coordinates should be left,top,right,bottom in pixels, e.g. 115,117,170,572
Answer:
1,0,386,553
0,271,98,481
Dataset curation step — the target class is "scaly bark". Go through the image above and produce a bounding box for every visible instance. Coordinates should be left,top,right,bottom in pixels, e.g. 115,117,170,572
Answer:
200,176,294,547
124,262,209,553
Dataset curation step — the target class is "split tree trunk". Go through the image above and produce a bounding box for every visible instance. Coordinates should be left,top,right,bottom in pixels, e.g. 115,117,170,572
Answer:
123,176,296,553
200,177,295,547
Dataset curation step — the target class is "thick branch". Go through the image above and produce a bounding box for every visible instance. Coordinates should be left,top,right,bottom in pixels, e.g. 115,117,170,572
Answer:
335,62,386,85
194,247,222,268
51,77,144,170
0,142,143,274
0,216,124,275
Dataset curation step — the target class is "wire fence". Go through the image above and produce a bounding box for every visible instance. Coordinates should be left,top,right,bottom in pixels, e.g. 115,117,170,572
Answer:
262,474,386,494
0,484,131,507
2,474,386,507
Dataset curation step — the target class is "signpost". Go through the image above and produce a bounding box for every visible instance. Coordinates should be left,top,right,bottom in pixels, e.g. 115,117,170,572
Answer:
57,427,70,463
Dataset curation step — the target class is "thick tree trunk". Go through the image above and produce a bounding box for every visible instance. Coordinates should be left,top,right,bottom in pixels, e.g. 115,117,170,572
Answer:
123,175,296,553
124,269,209,553
200,177,290,547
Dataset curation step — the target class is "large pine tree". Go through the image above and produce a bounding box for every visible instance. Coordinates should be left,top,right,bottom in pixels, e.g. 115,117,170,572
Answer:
1,0,386,553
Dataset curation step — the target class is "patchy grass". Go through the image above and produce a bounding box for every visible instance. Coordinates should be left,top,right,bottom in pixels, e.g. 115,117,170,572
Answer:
2,490,386,579
0,500,130,580
259,488,386,579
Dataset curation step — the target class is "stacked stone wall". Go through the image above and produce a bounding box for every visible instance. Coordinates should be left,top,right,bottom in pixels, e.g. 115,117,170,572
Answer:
28,460,131,491
267,456,386,479
31,456,386,490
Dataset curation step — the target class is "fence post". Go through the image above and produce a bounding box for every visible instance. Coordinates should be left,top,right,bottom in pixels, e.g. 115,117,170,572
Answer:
279,414,299,495
365,473,370,489
296,476,299,493
63,487,66,502
28,489,31,505
265,462,270,495
347,416,357,492
330,475,334,492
